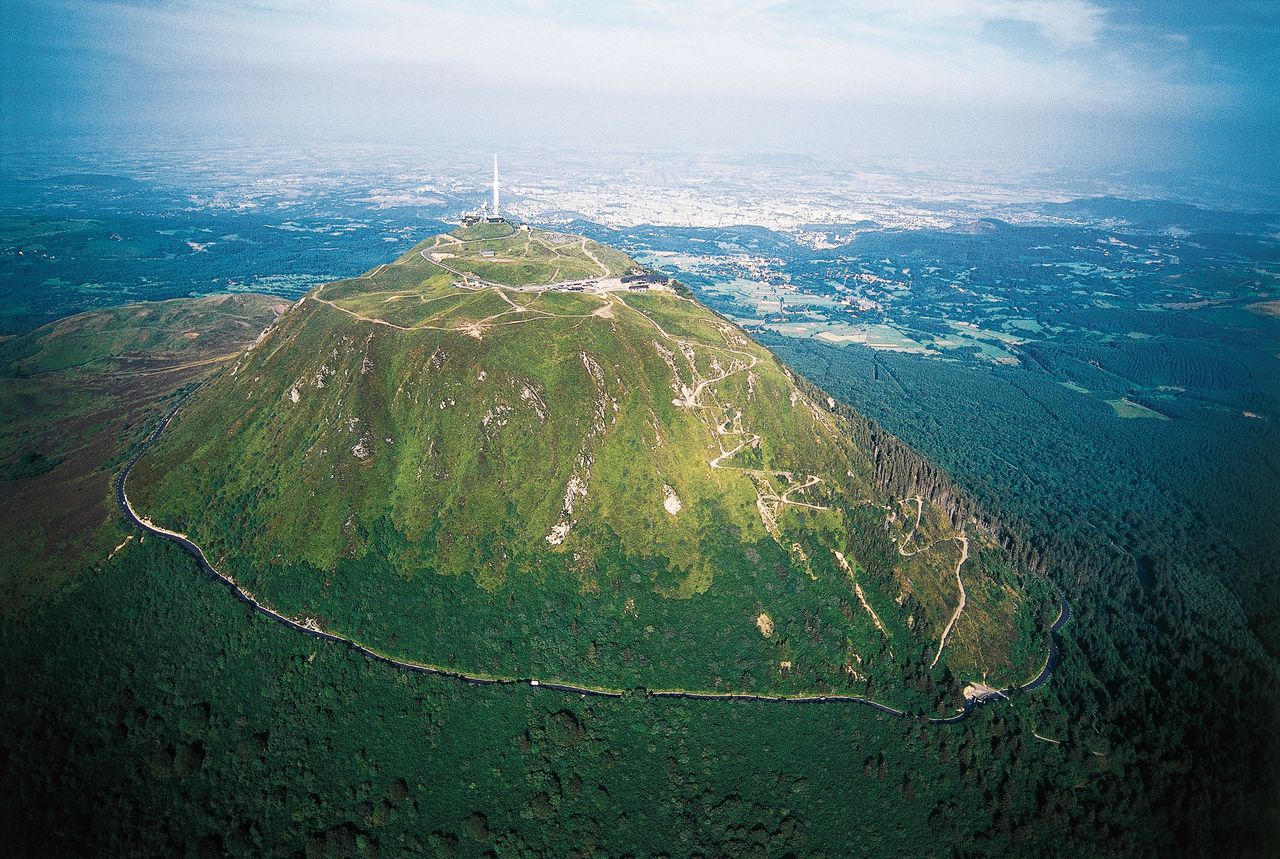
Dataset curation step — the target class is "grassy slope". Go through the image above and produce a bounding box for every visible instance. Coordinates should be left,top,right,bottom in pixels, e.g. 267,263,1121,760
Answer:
426,224,635,285
0,294,285,610
129,233,1050,709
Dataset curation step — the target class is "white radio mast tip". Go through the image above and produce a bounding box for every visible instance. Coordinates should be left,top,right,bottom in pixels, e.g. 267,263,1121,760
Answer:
492,154,500,217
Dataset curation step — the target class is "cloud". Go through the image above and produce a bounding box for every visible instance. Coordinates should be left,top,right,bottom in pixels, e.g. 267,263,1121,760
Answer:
82,0,1196,113
910,0,1107,48
594,1,1107,49
4,0,1258,174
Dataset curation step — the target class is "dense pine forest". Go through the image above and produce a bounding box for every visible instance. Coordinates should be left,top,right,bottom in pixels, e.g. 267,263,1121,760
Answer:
772,334,1280,854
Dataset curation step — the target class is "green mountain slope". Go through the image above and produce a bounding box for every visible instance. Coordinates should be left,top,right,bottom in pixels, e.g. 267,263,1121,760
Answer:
0,294,286,610
129,228,1052,711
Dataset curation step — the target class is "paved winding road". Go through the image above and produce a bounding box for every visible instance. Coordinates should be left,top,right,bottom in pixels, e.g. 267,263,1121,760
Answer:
115,392,1070,725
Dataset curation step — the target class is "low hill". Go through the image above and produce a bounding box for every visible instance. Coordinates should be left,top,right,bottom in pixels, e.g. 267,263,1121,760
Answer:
128,228,1053,711
0,294,286,609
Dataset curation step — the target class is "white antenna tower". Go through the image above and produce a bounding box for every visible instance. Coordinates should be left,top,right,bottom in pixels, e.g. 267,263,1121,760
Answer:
492,154,500,218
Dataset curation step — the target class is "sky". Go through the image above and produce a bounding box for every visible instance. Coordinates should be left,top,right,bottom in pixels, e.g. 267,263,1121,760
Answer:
3,0,1278,186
